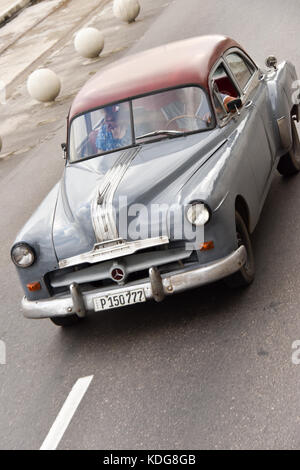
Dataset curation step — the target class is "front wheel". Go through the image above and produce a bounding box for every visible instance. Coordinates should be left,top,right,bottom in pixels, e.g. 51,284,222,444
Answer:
224,212,255,288
277,119,300,176
50,314,82,327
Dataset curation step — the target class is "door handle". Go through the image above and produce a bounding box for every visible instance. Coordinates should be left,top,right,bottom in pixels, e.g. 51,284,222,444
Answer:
244,100,253,109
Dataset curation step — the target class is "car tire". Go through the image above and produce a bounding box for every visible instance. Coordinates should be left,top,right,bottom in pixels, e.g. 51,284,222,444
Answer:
224,211,255,288
50,314,82,327
277,118,300,176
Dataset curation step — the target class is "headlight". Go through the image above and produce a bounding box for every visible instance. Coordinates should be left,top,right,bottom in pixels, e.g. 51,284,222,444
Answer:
11,243,36,268
186,202,211,226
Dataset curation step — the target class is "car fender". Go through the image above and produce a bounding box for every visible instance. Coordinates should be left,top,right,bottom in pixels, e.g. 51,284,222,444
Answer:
265,61,299,154
178,135,257,263
12,183,60,300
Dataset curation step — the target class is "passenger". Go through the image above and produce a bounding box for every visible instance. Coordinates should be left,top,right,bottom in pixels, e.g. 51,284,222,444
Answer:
221,93,237,112
203,90,237,124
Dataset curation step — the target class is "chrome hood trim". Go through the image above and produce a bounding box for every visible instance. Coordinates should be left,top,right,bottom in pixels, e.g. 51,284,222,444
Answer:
59,236,169,269
91,147,141,242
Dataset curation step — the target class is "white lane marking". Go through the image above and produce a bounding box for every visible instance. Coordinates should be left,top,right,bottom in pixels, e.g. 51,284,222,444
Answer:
40,375,94,450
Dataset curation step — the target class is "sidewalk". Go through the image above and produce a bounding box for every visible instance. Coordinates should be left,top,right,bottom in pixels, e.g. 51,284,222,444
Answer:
0,0,30,25
0,0,170,161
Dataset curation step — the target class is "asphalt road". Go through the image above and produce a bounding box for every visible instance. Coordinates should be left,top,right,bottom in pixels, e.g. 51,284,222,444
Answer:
1,0,300,450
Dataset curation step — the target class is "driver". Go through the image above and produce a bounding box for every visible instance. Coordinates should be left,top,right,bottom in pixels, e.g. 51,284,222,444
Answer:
96,105,131,152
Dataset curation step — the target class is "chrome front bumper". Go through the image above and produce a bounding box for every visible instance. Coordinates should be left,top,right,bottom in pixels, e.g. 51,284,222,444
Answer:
22,246,247,319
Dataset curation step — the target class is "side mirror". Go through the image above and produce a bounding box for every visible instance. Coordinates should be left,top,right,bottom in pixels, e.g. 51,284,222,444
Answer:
265,55,277,70
61,142,67,159
226,98,243,114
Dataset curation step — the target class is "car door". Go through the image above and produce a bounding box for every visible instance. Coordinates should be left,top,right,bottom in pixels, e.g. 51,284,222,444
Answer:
223,49,274,201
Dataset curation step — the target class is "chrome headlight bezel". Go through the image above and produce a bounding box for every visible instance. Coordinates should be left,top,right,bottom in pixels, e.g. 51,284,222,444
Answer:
186,201,211,226
11,242,36,269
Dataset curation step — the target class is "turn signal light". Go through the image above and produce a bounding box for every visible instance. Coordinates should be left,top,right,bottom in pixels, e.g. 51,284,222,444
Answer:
200,241,215,251
27,282,41,292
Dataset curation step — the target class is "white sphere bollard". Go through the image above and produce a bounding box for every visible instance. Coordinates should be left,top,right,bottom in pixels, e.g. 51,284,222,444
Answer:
27,69,61,103
113,0,140,23
74,27,105,59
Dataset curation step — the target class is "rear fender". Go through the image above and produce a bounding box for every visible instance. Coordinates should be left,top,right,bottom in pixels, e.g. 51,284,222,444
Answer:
266,61,299,152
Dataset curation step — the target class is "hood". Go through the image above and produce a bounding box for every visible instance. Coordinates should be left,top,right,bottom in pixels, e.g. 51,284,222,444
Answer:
52,130,226,261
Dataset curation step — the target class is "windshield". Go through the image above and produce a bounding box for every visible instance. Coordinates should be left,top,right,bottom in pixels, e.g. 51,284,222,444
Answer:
69,86,214,162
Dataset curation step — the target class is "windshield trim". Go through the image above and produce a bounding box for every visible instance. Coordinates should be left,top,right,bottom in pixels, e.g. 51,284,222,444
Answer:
67,84,216,163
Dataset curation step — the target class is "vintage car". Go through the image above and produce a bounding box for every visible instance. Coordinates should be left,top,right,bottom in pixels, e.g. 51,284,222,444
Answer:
11,35,300,326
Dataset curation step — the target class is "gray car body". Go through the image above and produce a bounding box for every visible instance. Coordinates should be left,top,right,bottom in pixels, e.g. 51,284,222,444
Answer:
12,47,299,307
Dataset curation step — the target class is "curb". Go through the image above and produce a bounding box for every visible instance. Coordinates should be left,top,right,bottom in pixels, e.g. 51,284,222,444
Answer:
4,0,109,96
0,0,69,56
0,0,31,25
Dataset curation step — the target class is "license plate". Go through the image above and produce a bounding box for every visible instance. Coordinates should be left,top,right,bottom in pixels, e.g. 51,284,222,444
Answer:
93,288,146,312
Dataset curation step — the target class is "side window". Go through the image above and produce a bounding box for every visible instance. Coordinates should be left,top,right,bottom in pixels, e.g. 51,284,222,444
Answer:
211,63,239,120
226,52,254,90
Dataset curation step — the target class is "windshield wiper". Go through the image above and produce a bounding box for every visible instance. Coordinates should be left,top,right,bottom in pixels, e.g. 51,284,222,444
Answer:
135,130,185,140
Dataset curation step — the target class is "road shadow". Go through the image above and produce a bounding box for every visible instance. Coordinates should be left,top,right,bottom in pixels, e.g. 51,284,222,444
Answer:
55,276,253,356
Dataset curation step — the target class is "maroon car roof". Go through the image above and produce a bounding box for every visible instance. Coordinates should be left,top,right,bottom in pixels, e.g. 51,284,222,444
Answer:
69,35,241,121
